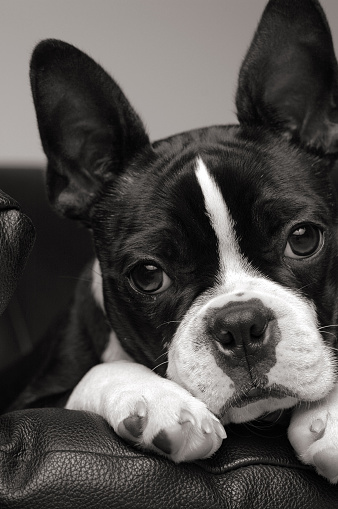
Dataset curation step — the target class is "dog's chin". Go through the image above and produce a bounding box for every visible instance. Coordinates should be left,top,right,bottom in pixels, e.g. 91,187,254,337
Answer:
223,395,298,424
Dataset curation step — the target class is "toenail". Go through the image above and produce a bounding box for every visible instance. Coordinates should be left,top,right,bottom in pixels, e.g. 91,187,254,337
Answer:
135,400,147,418
201,419,212,434
310,418,326,440
214,421,227,439
179,409,195,426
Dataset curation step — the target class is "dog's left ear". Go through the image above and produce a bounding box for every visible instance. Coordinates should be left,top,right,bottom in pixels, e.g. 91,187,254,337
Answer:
30,39,151,221
236,0,338,155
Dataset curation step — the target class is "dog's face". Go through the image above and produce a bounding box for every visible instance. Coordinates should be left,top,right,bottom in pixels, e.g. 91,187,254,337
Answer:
31,0,338,423
93,125,337,423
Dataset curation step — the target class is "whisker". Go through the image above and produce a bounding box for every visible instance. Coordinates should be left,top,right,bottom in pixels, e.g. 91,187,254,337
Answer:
297,283,314,292
321,331,337,338
156,320,181,329
90,267,102,277
59,275,93,283
154,351,168,363
152,360,169,372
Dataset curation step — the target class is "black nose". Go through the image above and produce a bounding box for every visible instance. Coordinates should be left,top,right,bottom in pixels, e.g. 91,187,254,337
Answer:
211,299,271,350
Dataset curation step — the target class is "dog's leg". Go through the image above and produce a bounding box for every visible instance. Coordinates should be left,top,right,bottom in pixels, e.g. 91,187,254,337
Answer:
288,384,338,483
66,361,226,462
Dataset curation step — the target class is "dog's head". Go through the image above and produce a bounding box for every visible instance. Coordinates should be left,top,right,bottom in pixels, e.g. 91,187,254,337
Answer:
31,0,338,423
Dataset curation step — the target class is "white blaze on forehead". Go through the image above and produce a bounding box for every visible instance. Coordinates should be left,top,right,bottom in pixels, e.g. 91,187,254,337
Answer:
194,156,253,283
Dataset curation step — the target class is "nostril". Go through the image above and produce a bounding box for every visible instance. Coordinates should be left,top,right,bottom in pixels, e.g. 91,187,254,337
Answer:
250,319,268,339
214,327,235,346
209,299,271,349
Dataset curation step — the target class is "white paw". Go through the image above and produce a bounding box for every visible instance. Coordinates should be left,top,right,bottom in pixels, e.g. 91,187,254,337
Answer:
289,402,338,483
66,362,226,462
108,379,226,462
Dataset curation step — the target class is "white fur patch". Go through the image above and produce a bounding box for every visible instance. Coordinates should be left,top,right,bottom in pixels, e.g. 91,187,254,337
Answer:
91,258,132,363
101,330,134,363
92,258,105,311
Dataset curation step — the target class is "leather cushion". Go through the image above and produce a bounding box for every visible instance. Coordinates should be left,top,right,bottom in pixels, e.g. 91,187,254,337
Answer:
1,408,337,509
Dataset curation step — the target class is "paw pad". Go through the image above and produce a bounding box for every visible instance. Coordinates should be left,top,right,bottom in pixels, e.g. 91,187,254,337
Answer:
153,429,173,455
118,400,147,443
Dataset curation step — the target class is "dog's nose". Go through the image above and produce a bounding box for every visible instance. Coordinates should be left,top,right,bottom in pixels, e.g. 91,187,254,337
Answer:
211,300,271,350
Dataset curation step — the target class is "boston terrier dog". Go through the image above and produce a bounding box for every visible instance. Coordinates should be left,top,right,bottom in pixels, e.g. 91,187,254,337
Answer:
17,0,338,482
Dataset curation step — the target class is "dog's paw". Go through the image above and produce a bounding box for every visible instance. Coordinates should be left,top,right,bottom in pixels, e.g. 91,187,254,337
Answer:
66,362,226,462
115,396,225,462
289,402,338,483
106,380,225,462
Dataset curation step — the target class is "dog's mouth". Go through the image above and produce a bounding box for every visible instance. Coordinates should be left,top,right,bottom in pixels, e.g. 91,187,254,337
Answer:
228,385,296,409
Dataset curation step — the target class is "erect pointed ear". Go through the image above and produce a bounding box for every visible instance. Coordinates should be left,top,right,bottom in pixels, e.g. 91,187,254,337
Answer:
30,39,151,220
236,0,338,155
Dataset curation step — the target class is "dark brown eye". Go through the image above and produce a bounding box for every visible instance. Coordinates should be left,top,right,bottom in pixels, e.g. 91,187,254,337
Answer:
284,224,323,259
130,263,172,294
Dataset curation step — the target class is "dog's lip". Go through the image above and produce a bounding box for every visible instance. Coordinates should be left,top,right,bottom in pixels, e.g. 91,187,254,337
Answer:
232,386,293,408
246,387,274,399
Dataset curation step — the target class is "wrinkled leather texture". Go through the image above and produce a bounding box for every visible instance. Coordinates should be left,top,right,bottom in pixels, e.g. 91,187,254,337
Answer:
0,408,338,509
0,190,35,315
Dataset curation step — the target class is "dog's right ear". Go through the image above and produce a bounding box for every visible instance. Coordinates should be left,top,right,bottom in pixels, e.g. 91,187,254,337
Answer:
236,0,338,157
30,39,151,221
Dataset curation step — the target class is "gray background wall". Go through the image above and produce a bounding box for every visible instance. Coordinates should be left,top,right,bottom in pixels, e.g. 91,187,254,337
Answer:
1,0,338,166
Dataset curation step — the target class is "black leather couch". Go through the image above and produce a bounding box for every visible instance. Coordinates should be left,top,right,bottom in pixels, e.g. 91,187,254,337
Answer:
0,167,93,411
1,167,338,508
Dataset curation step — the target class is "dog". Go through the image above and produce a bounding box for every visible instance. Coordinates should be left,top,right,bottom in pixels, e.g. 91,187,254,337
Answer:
15,0,338,483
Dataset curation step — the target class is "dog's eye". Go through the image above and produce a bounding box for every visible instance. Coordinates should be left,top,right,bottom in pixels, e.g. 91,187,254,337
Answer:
284,224,323,259
129,263,172,294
